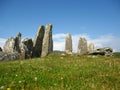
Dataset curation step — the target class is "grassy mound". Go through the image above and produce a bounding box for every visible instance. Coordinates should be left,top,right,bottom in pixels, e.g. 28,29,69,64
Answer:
0,54,120,90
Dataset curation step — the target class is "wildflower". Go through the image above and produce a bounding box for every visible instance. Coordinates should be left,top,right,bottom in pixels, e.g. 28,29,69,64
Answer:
20,61,23,65
61,77,63,80
0,86,4,89
19,81,22,83
7,88,11,90
54,83,57,86
16,74,18,77
34,77,37,82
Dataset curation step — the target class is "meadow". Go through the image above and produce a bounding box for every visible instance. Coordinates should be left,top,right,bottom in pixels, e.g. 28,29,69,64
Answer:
0,54,120,90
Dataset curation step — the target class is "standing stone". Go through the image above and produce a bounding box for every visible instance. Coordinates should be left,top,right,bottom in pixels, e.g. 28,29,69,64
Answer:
3,32,28,60
33,25,45,57
19,43,28,59
0,47,2,52
22,38,33,57
77,37,87,55
88,43,94,53
2,37,19,61
41,24,53,57
65,33,72,54
3,37,16,53
15,32,21,53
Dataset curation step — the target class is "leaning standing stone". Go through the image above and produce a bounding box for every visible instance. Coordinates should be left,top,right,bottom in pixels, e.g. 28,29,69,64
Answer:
3,37,15,53
41,24,53,57
33,25,45,57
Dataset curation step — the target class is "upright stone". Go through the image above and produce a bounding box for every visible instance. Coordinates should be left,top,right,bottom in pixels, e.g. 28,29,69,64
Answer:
2,37,19,60
3,37,16,53
19,43,28,59
33,25,45,57
77,37,87,55
22,38,33,57
65,33,72,54
0,47,2,52
88,43,94,53
41,24,53,57
15,32,22,53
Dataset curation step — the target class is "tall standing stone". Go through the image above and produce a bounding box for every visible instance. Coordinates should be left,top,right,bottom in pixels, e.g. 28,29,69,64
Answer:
33,26,45,57
3,37,16,53
77,37,87,55
3,32,28,60
41,24,53,57
15,32,21,53
0,47,2,52
22,38,33,54
65,33,72,54
88,43,94,53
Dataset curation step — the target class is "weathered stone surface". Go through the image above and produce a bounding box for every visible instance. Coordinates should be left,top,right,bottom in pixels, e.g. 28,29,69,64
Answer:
15,32,22,53
65,33,72,54
90,47,113,56
88,43,94,53
0,47,2,51
33,26,45,57
3,37,16,53
2,32,28,60
22,38,33,58
77,37,88,55
0,52,18,61
41,24,53,57
19,43,28,59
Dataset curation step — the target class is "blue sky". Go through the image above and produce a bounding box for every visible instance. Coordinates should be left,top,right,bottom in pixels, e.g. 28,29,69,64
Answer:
0,0,120,51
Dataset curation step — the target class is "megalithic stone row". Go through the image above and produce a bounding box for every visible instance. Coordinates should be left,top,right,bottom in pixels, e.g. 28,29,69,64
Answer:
65,33,72,54
41,24,53,57
33,25,45,57
77,37,87,55
88,42,94,53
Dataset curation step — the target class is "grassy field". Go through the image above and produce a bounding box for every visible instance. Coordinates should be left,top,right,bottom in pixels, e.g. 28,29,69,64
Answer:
0,54,120,90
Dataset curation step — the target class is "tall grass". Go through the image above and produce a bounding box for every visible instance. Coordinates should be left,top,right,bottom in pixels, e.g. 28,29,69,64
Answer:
0,54,120,90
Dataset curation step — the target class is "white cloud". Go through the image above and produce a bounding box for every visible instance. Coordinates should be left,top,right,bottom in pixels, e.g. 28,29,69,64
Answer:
53,33,120,52
53,33,66,51
0,38,6,48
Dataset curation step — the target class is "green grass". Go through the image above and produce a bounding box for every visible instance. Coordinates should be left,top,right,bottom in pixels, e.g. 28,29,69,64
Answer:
0,54,120,90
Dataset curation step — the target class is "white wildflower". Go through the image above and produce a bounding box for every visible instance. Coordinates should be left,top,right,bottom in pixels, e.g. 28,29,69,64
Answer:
0,86,4,89
19,81,22,83
61,77,63,80
34,77,37,82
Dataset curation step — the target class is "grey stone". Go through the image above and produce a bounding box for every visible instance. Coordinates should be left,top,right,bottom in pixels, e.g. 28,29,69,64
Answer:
19,43,28,59
2,32,28,60
3,37,16,53
88,43,94,53
15,32,22,53
65,33,72,54
0,52,18,61
33,25,45,57
0,47,2,51
90,47,113,56
77,37,88,55
22,38,33,58
41,24,53,57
